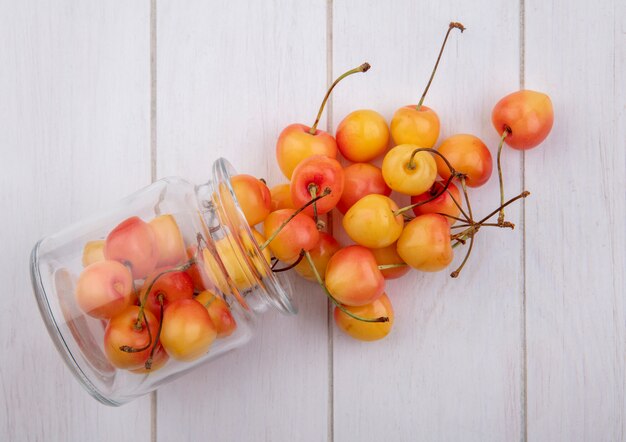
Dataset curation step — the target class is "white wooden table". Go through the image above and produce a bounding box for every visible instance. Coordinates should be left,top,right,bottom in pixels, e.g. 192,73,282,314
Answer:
1,1,624,441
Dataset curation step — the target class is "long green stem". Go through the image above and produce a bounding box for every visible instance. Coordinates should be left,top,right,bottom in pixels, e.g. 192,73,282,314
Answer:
310,62,370,134
416,22,465,110
260,188,331,250
304,251,388,323
497,127,511,225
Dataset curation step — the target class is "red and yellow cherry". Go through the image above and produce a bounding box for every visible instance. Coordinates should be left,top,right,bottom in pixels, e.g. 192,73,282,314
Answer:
75,260,134,319
201,247,230,295
291,155,344,216
336,110,390,162
334,293,394,341
231,174,272,226
130,345,169,374
342,194,404,249
270,184,295,211
294,232,341,281
276,63,370,179
242,228,273,277
370,243,410,279
492,90,554,149
196,291,237,338
139,268,194,320
82,240,105,267
149,214,186,267
263,209,319,262
436,134,492,188
185,245,211,292
397,213,453,272
215,235,259,290
325,245,385,306
103,306,159,369
160,299,217,362
382,144,437,195
390,105,440,148
411,180,462,225
337,163,391,214
390,22,464,149
276,124,337,180
104,216,159,279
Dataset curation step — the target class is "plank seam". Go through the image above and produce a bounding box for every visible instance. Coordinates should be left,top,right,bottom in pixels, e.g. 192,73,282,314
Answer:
519,0,528,441
326,0,334,441
150,0,158,440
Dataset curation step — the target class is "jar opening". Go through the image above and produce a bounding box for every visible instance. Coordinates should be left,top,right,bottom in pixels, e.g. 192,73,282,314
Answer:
210,158,297,315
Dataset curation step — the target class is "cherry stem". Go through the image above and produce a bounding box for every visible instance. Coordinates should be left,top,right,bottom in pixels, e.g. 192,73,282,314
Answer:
452,222,514,230
416,22,465,110
450,231,475,278
120,308,153,354
145,294,165,370
135,259,195,328
260,188,331,250
201,293,217,308
393,172,456,217
304,250,389,323
377,263,408,270
407,147,454,172
272,250,306,272
309,62,371,134
445,188,471,222
459,176,473,223
497,127,511,225
308,183,319,226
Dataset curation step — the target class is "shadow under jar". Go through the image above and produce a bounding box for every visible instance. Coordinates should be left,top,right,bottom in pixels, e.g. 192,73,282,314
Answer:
30,158,296,406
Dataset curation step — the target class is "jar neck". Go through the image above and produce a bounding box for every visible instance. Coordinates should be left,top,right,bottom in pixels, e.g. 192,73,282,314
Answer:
193,159,296,316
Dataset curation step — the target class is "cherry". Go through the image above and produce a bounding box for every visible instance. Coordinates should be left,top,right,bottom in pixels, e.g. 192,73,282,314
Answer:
382,144,438,195
75,260,134,319
325,246,385,306
104,305,160,370
492,90,553,150
336,110,390,162
334,293,394,341
337,163,391,215
160,299,217,361
231,174,272,226
390,22,465,147
294,232,341,281
195,291,237,338
104,216,159,279
436,134,493,188
139,268,194,321
290,155,344,218
82,240,105,267
411,180,463,225
270,183,295,211
149,214,186,267
262,209,319,262
342,194,404,249
276,63,370,179
370,243,410,280
397,213,453,272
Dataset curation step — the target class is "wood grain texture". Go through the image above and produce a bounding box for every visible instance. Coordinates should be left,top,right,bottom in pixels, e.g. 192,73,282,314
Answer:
0,1,152,440
154,1,329,440
525,0,626,440
331,1,524,441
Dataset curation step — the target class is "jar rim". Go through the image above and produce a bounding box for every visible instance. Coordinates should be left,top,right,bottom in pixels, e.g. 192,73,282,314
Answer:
212,158,297,315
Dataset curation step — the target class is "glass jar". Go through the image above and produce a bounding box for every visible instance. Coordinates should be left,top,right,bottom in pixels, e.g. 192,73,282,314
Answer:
30,158,296,406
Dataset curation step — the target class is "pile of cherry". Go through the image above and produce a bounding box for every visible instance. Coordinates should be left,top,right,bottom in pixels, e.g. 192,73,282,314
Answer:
73,22,553,376
254,22,553,341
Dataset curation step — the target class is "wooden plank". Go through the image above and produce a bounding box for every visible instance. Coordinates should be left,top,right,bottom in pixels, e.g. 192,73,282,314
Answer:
331,1,524,440
0,1,152,440
525,0,626,440
155,1,329,440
